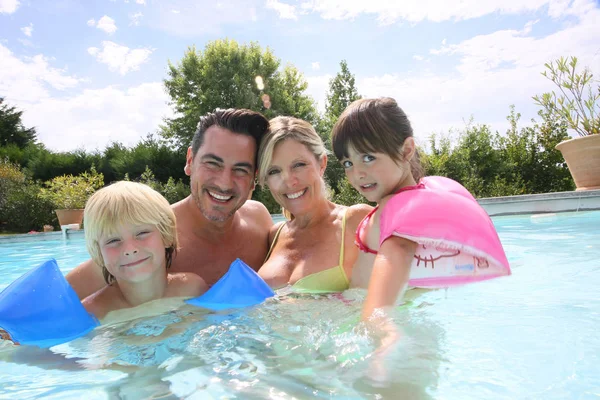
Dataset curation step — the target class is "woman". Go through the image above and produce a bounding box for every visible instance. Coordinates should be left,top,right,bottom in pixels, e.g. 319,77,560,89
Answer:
257,116,372,293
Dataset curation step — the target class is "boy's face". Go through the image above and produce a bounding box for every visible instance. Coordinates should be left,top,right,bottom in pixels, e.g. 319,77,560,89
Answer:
99,223,167,284
185,126,256,223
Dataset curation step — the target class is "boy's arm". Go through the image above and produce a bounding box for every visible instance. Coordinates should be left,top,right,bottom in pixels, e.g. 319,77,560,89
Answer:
65,259,107,300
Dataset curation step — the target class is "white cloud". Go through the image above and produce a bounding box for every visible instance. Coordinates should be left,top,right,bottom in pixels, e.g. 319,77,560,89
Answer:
299,0,586,24
24,83,172,151
356,5,600,142
136,0,146,4
21,23,33,37
0,0,19,14
130,12,143,26
96,15,118,34
87,41,153,75
87,18,96,27
311,62,320,70
0,43,171,152
266,0,298,19
17,38,33,47
306,74,332,111
145,0,260,36
413,55,424,61
0,43,82,103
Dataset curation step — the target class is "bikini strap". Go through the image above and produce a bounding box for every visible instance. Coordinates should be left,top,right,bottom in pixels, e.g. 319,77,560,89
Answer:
338,208,348,266
264,222,286,263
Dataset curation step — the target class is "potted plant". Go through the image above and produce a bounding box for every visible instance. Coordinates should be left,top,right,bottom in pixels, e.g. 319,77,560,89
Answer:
533,56,600,191
39,166,104,227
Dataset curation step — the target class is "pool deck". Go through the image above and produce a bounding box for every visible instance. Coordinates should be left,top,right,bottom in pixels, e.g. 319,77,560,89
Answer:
478,188,600,216
2,189,600,243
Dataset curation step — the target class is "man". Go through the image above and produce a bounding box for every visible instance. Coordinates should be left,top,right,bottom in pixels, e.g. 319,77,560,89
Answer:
67,108,274,299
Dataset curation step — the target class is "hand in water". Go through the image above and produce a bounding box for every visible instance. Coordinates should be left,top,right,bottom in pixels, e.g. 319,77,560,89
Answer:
364,308,403,387
0,329,17,345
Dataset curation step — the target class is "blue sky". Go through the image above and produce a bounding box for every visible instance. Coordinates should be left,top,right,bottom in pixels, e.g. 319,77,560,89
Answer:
1,0,599,151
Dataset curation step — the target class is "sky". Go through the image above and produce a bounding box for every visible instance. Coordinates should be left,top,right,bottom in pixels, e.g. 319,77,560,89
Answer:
1,0,599,152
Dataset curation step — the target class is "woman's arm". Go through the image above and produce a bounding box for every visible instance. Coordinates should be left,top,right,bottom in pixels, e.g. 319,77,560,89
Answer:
361,236,417,321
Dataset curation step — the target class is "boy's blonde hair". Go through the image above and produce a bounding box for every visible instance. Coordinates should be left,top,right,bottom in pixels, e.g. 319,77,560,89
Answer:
84,181,178,284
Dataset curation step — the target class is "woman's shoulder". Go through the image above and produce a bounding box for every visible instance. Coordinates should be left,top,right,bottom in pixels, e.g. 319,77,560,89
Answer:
342,203,374,229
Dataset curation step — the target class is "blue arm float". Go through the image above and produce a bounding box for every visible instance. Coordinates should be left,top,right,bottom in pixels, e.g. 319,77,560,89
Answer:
185,258,275,310
0,259,99,348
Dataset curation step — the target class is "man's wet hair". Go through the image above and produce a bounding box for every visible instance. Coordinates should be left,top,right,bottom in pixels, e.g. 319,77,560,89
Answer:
191,108,270,168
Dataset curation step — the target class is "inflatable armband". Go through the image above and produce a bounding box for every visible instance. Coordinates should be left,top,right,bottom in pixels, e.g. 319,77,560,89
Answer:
380,176,511,288
0,259,99,348
186,258,275,310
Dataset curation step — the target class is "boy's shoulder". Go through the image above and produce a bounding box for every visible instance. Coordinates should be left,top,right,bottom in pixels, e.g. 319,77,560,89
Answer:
167,272,208,298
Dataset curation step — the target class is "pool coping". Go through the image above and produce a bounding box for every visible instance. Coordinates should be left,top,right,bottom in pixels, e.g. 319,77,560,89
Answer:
478,188,600,216
2,189,599,243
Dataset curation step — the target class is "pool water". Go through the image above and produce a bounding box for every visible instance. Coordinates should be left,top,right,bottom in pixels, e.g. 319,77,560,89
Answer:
0,211,599,399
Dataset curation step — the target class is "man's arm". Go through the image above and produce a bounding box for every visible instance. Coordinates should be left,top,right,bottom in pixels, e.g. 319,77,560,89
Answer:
65,259,107,300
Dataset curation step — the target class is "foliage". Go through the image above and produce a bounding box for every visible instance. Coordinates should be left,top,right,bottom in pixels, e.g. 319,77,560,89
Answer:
252,185,281,214
0,159,26,215
332,177,372,207
533,56,599,136
0,160,57,232
39,166,105,209
318,60,362,198
1,181,58,232
0,98,37,148
136,165,190,204
420,106,574,198
161,39,318,150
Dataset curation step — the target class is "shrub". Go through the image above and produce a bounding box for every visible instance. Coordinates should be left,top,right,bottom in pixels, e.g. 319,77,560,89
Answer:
39,166,104,209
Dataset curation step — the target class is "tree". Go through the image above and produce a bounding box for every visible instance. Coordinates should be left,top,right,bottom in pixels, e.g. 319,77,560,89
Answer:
319,60,362,198
0,98,37,148
161,39,317,150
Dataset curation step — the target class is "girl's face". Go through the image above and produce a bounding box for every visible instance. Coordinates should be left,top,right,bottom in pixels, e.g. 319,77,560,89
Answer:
340,141,415,203
99,223,167,284
265,138,327,216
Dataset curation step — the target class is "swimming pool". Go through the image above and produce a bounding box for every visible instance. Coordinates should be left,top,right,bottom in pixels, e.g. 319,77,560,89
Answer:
0,211,599,399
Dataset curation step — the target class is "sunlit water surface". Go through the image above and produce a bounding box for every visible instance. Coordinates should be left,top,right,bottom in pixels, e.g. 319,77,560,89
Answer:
0,211,599,399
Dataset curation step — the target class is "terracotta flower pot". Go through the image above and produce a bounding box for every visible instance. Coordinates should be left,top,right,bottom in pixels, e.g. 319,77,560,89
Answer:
555,134,600,191
54,209,84,227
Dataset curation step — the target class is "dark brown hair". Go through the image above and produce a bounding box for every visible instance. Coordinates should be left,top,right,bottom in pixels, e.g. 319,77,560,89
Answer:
331,97,423,181
191,108,269,168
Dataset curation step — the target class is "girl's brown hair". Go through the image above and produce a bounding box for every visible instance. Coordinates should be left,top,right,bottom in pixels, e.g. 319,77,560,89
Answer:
331,97,423,181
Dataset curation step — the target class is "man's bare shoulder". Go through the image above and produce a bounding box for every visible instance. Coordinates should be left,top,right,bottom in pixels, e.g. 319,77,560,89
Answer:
82,284,121,320
239,200,273,227
167,272,209,298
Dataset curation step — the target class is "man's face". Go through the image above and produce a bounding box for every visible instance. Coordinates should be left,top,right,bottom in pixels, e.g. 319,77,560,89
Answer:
185,126,256,222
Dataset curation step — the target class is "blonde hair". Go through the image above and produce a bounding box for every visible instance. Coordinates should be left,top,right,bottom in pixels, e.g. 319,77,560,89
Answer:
84,181,178,284
258,116,328,220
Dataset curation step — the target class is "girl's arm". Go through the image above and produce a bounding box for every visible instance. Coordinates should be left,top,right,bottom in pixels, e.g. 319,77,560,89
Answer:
361,236,417,321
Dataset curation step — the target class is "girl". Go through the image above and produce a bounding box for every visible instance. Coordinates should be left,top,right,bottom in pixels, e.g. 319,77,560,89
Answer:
82,181,208,321
331,97,510,322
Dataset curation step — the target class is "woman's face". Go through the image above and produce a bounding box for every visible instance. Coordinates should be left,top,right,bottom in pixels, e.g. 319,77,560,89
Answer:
264,138,327,216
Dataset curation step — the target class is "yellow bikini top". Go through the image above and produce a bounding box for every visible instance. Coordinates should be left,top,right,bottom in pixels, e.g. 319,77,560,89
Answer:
263,209,350,294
